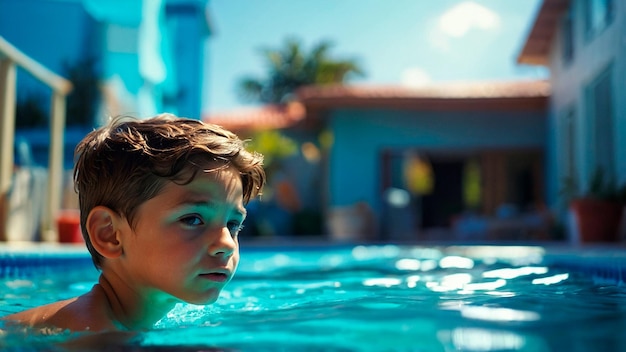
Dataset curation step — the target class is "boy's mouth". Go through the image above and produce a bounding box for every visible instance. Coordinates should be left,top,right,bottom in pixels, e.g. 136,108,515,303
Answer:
199,272,229,282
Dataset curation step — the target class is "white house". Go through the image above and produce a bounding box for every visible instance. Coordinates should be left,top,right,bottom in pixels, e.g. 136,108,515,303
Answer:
518,0,626,220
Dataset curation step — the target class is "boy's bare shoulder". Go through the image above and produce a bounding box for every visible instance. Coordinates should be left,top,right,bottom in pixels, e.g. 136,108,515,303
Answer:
2,284,117,332
3,298,76,332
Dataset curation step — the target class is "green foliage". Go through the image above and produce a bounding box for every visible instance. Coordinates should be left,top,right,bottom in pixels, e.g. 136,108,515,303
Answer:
15,94,47,128
463,159,482,209
63,57,100,126
562,167,626,203
318,129,333,151
246,130,298,171
238,37,364,104
587,167,626,202
14,57,101,129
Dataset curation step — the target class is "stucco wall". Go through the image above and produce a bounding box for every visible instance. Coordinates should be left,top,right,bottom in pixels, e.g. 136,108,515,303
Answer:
328,108,547,214
165,7,208,119
547,0,626,212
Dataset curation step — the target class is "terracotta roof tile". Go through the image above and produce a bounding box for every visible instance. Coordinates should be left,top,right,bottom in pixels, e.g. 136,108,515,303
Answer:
203,101,305,130
517,0,570,65
296,80,550,112
297,80,550,100
204,80,550,130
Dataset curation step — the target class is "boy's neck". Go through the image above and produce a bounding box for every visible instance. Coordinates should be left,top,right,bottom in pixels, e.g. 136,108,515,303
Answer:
97,273,176,330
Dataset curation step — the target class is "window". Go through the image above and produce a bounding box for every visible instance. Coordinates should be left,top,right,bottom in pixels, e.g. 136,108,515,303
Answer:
560,107,577,191
585,0,614,40
561,6,574,65
585,65,614,178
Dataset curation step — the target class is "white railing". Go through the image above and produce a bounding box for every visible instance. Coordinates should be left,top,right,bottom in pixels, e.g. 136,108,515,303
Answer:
0,35,73,242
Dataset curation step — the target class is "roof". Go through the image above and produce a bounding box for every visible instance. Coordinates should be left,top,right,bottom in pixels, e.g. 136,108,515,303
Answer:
204,80,550,130
517,0,570,66
203,101,305,131
298,79,550,112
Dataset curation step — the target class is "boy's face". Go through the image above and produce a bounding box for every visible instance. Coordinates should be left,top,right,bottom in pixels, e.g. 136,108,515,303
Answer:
119,165,245,305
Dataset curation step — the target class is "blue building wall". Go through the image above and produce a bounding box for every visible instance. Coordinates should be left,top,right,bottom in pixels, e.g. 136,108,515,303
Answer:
0,0,98,105
0,0,210,169
165,2,210,119
329,109,547,214
0,0,209,119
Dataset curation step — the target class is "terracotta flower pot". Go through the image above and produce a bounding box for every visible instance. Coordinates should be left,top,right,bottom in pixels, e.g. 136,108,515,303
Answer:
570,199,624,242
57,209,83,243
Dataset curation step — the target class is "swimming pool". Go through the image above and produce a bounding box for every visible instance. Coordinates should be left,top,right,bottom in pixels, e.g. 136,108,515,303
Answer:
1,242,626,351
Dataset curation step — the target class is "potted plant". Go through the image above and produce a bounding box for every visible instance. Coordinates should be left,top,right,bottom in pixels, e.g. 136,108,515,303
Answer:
565,167,626,242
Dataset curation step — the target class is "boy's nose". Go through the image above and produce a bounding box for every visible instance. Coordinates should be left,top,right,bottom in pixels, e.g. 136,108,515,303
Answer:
208,226,236,258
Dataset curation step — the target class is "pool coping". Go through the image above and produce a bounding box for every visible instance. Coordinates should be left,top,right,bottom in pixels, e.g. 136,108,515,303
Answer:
1,241,626,284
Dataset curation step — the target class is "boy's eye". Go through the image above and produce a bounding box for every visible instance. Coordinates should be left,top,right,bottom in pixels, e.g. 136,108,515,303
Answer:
179,215,204,227
227,221,244,236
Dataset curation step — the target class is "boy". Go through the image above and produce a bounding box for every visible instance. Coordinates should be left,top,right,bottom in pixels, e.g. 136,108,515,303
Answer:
2,114,265,332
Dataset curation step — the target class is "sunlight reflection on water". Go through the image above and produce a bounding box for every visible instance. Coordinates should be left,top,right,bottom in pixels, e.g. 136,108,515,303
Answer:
3,244,626,351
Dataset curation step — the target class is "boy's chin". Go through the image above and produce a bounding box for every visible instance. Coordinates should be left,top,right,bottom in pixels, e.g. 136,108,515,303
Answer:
184,294,221,306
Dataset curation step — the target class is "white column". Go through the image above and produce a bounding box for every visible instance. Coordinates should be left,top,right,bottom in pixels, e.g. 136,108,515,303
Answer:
42,91,67,242
0,58,16,241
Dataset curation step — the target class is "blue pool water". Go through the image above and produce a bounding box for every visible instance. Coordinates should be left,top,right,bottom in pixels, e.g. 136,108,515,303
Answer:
1,243,626,351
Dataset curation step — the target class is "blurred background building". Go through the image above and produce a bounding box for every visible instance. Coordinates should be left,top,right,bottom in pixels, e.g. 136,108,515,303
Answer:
1,0,625,245
0,0,211,166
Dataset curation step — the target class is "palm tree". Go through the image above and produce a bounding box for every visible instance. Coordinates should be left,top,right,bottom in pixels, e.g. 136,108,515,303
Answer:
238,38,364,104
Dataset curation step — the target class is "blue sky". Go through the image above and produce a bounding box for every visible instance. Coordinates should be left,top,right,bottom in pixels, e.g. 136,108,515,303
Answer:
205,0,547,113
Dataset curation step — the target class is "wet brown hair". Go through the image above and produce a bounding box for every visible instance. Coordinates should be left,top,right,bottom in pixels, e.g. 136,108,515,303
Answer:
73,113,265,268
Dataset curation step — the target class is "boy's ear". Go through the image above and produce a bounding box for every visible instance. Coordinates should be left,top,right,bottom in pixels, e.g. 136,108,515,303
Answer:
86,206,124,259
